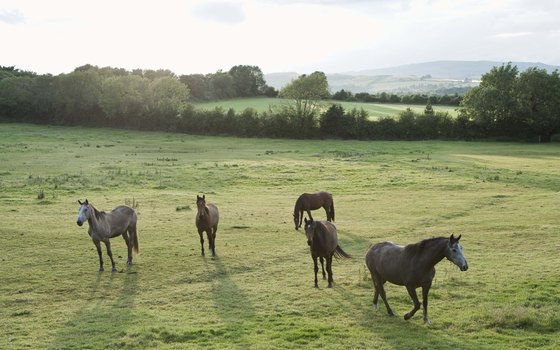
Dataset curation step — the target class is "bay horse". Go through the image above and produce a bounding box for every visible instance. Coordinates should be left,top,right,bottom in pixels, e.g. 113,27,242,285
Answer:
303,218,350,288
76,199,139,272
293,191,335,230
195,195,219,257
365,234,468,324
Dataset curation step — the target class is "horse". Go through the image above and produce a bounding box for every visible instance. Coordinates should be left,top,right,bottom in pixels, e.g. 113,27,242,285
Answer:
76,199,139,272
293,191,335,230
303,218,351,288
195,195,219,257
365,234,468,324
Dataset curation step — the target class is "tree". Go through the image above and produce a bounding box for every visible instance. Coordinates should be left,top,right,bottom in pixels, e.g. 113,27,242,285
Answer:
147,76,190,129
99,75,149,125
278,71,330,122
228,65,268,97
460,63,520,136
207,71,235,100
515,68,560,142
53,70,103,124
179,74,209,101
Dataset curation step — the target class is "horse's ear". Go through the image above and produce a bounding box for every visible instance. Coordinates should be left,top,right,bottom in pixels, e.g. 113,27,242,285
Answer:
304,218,308,224
197,195,200,200
202,195,205,200
78,200,82,205
449,234,455,243
85,199,89,204
456,234,462,241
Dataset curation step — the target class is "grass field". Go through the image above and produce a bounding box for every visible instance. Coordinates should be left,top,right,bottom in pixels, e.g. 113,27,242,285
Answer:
1,123,559,349
192,97,459,118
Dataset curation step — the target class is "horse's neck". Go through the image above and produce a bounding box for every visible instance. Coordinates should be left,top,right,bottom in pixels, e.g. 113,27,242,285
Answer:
415,239,447,268
88,207,106,231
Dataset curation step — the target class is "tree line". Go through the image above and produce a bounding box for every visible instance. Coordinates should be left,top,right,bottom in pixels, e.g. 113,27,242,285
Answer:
331,89,463,106
1,63,559,141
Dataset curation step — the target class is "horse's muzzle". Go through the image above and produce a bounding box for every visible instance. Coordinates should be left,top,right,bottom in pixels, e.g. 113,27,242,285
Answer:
307,240,312,246
77,220,83,227
460,263,468,271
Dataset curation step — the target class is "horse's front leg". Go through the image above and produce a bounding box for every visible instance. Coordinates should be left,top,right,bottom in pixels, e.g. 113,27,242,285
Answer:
306,210,313,222
104,239,117,272
319,257,326,280
93,239,104,272
404,285,421,321
198,230,205,256
421,284,431,325
312,255,319,288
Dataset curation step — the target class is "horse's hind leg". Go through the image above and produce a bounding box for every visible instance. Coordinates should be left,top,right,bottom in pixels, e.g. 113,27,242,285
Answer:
404,285,421,321
326,255,334,288
375,276,394,316
370,271,380,309
207,229,216,257
122,231,132,265
104,240,117,272
93,240,104,272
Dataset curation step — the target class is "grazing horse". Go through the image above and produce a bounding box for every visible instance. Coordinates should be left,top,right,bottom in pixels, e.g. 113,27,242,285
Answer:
303,218,350,288
293,191,335,230
195,195,219,257
76,199,139,272
365,234,468,324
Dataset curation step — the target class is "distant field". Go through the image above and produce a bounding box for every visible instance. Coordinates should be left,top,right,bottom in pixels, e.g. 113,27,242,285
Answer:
191,97,459,119
1,123,559,349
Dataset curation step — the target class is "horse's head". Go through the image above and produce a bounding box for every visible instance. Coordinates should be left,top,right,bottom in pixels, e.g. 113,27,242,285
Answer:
445,234,468,271
303,218,316,246
76,199,90,226
293,213,300,230
196,195,207,217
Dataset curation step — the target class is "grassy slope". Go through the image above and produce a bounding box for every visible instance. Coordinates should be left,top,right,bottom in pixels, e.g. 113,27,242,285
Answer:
191,97,459,118
0,124,558,349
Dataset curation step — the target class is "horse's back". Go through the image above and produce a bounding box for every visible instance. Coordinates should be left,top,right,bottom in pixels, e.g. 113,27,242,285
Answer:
316,220,339,253
366,242,409,284
106,205,137,235
207,203,219,226
299,191,332,209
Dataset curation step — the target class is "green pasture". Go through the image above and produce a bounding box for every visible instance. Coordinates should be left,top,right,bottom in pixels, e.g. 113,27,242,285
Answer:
1,124,559,349
192,97,459,118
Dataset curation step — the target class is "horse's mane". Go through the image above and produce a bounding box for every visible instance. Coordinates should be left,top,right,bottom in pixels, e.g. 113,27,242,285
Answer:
404,237,446,255
90,205,106,220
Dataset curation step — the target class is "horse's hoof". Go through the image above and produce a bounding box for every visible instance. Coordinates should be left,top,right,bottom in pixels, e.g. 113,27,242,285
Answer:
314,284,319,288
99,268,104,272
327,284,333,288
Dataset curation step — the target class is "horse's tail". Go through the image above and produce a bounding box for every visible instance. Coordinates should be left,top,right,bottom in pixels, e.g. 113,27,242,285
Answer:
334,245,351,259
132,223,139,254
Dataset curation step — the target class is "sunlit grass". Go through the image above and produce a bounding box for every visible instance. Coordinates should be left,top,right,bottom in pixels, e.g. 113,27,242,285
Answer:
0,123,559,349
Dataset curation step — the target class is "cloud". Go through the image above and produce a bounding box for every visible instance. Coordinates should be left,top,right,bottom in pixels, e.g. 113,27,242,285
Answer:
492,32,533,39
192,1,245,24
0,9,25,24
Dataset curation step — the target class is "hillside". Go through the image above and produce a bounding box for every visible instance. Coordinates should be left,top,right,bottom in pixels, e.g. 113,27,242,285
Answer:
265,60,560,95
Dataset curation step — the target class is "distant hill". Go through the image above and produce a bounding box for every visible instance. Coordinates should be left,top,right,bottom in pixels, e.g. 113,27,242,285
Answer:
265,60,560,95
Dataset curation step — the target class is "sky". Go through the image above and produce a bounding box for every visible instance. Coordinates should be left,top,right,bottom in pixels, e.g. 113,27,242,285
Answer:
1,0,559,75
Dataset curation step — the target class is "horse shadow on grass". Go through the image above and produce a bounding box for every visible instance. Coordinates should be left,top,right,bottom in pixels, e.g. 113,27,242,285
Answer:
207,256,256,344
329,285,492,350
49,270,139,349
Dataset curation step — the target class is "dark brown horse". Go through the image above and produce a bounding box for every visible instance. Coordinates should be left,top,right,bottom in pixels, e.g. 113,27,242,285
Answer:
195,195,219,257
293,191,335,230
365,235,468,324
303,218,350,288
76,199,139,272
